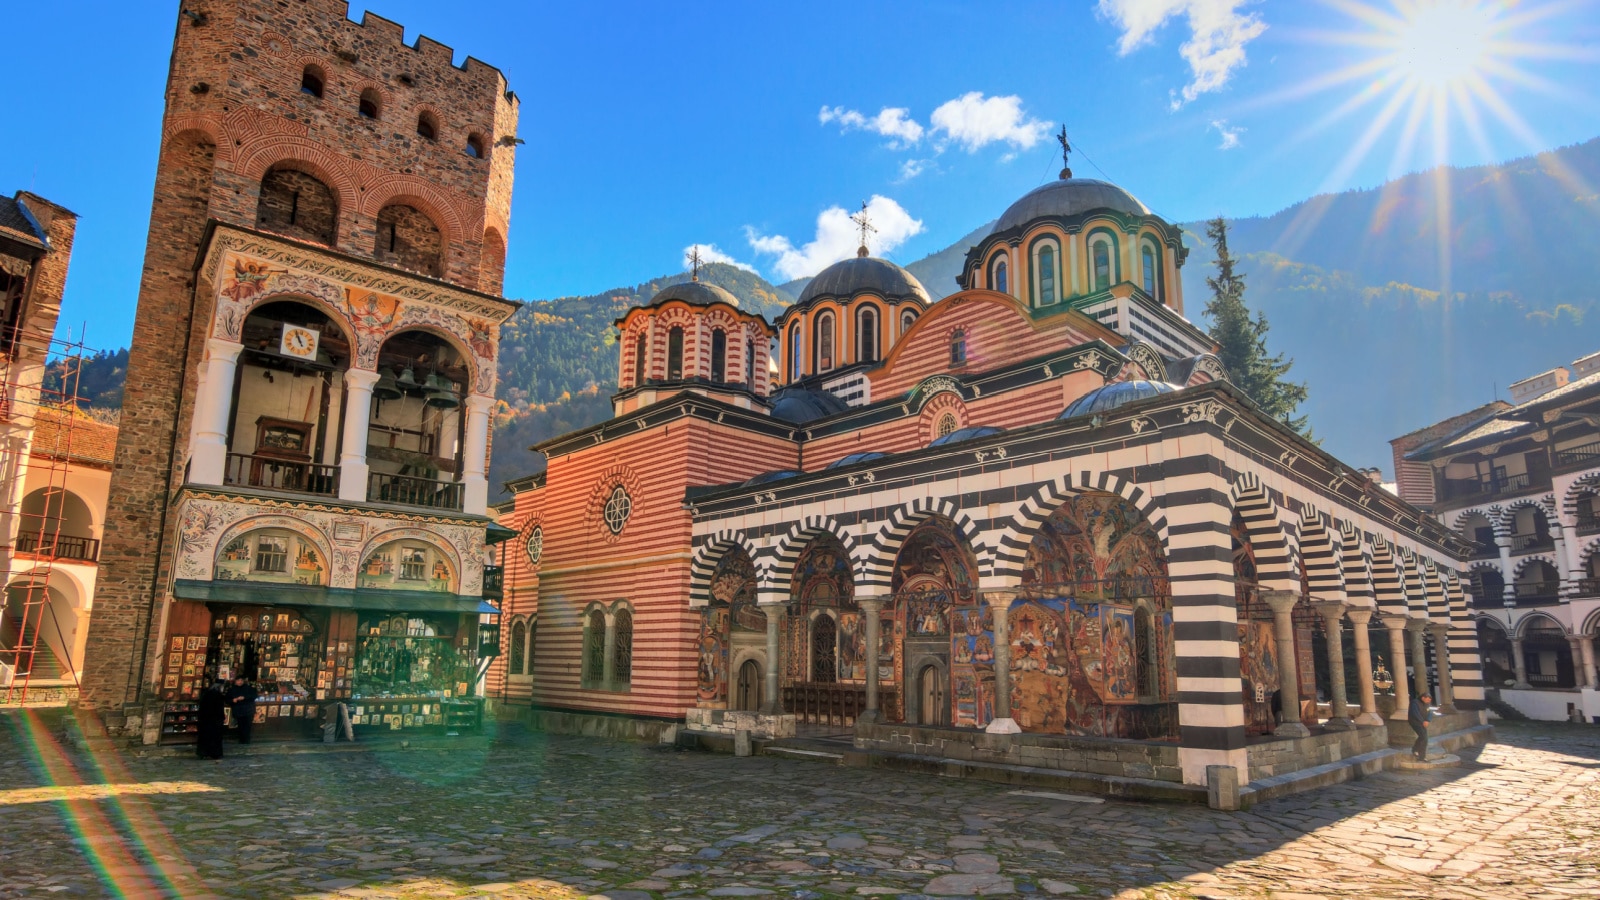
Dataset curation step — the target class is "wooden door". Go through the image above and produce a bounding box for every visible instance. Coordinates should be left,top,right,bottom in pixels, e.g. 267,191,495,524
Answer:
736,659,762,710
918,664,946,725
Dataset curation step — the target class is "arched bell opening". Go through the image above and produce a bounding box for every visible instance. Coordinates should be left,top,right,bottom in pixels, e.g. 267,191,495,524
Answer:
224,299,351,496
367,329,469,509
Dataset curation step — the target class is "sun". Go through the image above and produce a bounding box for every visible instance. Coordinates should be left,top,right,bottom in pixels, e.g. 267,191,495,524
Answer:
1389,0,1498,91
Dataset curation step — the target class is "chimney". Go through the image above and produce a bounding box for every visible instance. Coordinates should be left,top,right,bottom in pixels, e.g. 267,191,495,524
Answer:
1508,367,1569,405
1571,350,1600,380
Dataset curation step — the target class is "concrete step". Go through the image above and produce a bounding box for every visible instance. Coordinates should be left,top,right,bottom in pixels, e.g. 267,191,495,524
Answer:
1396,752,1461,770
838,746,1207,803
1243,747,1400,806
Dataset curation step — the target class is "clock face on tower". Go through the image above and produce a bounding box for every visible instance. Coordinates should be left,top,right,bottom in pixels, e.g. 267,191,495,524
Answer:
280,325,319,360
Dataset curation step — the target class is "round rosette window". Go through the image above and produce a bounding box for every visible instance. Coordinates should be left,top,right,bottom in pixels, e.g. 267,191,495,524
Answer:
525,525,543,566
603,486,632,535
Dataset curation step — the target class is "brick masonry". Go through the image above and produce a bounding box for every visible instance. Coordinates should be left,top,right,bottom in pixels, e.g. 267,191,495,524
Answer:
79,0,517,712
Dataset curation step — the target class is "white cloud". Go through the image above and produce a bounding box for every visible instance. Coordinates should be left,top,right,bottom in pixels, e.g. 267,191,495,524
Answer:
895,158,932,183
928,93,1051,152
683,243,756,274
1097,0,1266,108
747,195,925,282
1210,118,1243,149
819,105,925,147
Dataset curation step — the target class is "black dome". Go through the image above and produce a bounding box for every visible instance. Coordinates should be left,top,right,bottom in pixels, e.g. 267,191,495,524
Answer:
769,386,850,424
1060,380,1181,419
797,256,930,305
994,179,1151,234
647,280,740,308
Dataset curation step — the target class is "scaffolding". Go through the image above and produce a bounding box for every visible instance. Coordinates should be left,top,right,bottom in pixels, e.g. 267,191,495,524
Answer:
0,317,98,705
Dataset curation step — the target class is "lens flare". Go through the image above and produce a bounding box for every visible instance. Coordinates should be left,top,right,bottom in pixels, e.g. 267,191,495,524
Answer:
1391,0,1497,90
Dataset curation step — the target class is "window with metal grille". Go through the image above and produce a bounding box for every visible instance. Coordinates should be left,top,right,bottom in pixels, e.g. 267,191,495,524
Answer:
254,536,288,573
613,608,633,685
811,614,838,683
509,620,527,676
937,413,958,438
399,547,427,581
584,610,606,683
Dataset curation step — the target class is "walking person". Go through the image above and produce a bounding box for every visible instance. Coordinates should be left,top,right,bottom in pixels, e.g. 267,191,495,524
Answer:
195,681,226,760
226,675,258,745
1409,691,1433,761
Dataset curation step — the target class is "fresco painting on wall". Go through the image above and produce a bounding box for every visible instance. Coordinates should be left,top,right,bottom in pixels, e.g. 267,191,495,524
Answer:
697,607,729,703
950,606,995,727
785,535,857,684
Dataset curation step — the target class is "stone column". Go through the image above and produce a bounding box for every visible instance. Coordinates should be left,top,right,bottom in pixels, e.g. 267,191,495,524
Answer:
337,369,380,503
1432,623,1457,713
857,597,884,725
1261,590,1309,736
1407,619,1430,701
1346,608,1384,726
1580,636,1598,690
984,590,1020,734
1569,635,1588,691
189,337,245,486
1496,536,1515,606
1511,637,1530,688
601,613,618,688
1553,526,1571,602
1383,616,1412,720
1314,601,1353,730
461,394,495,515
760,603,784,715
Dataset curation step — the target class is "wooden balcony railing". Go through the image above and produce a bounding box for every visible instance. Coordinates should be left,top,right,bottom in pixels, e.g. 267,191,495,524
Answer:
15,531,100,563
224,453,339,497
368,472,464,511
1509,532,1554,553
782,682,899,727
1555,441,1600,468
1577,514,1600,536
1441,471,1550,502
1514,580,1561,603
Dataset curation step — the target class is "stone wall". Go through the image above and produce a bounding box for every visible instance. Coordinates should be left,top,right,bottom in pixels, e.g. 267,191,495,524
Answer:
506,705,681,744
1246,725,1390,782
684,708,796,740
854,723,1183,783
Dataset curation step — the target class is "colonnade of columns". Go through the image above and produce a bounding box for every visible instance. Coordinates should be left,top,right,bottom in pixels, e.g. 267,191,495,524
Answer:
187,336,494,515
748,587,1463,733
1505,631,1600,690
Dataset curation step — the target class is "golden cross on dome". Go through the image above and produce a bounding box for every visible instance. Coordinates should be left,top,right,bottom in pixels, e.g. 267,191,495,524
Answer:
851,202,876,258
1056,125,1073,179
687,246,703,281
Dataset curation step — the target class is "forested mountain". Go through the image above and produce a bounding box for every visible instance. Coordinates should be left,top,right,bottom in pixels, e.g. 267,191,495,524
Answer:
66,137,1600,495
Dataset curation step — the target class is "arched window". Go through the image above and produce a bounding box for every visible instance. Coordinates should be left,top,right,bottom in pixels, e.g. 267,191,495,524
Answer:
508,620,527,676
949,329,967,366
816,312,835,372
583,609,606,686
900,308,917,337
358,88,380,120
300,66,324,98
1141,241,1161,299
465,133,486,159
811,614,838,683
526,618,537,675
667,326,684,380
788,322,802,381
992,258,1008,294
374,204,443,278
612,607,633,686
1036,244,1057,305
936,412,958,438
257,166,338,246
633,334,647,387
416,112,438,141
746,339,756,389
857,306,879,363
710,328,727,382
1092,237,1113,291
1135,607,1157,698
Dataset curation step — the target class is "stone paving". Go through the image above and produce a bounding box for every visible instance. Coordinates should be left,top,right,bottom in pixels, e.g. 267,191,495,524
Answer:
2,711,1598,899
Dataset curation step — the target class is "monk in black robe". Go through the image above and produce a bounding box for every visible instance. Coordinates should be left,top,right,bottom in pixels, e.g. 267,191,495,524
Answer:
196,683,226,760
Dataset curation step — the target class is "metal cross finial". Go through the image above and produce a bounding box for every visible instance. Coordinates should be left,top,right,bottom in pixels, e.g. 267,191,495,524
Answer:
1056,125,1072,179
687,246,703,281
851,201,876,258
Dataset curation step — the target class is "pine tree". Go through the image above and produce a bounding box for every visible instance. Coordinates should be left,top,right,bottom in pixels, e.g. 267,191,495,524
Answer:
1202,217,1311,436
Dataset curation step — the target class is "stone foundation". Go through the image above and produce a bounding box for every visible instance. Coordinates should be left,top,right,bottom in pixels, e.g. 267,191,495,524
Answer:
684,708,796,739
1245,724,1389,782
504,705,682,744
853,722,1183,782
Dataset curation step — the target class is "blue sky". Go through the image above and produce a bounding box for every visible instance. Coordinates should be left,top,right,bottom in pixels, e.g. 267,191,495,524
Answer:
6,1,1599,351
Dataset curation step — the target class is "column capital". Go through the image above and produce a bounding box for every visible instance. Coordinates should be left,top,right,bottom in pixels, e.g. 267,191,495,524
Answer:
1381,615,1410,631
1311,599,1348,622
982,589,1019,608
343,368,382,389
1404,618,1428,633
856,596,886,613
205,335,245,361
1261,589,1300,614
1345,606,1375,626
465,393,497,415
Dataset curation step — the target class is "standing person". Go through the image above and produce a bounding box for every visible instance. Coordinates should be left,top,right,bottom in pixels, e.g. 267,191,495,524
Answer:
1409,692,1433,761
227,676,258,744
196,682,226,760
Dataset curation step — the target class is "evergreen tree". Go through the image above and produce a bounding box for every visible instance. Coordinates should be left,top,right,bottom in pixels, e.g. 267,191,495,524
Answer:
1203,217,1310,436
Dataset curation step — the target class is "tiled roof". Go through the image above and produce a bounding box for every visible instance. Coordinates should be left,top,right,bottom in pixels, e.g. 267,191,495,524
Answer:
28,406,118,466
0,195,46,251
1440,416,1529,451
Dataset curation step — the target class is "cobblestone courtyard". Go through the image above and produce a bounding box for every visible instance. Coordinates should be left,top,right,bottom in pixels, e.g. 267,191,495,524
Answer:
2,713,1598,900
